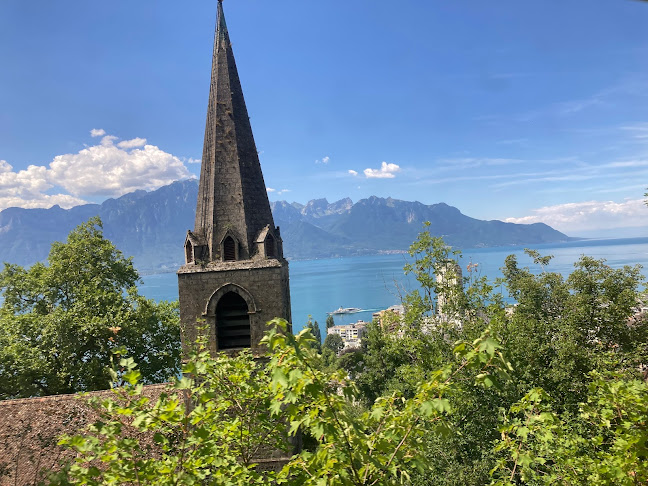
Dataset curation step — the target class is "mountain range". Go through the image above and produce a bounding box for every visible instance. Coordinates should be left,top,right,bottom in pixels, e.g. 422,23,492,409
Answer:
0,180,570,271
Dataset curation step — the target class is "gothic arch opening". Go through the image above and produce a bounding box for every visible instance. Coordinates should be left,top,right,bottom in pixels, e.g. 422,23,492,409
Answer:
265,234,276,258
223,236,236,261
216,291,251,349
185,241,194,263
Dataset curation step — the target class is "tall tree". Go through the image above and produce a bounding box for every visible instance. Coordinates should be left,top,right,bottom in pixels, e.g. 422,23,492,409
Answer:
323,333,344,356
0,217,180,399
500,250,646,412
305,315,322,352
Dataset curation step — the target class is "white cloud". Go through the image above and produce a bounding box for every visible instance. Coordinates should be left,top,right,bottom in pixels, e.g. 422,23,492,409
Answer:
437,157,522,170
182,157,201,164
0,164,50,196
90,128,106,137
0,160,12,173
0,161,87,211
0,193,87,211
48,139,191,197
504,199,648,234
0,131,192,211
100,135,119,146
621,123,648,140
348,169,358,176
364,161,401,179
267,187,290,195
117,137,147,149
315,156,330,164
607,160,648,169
557,97,604,115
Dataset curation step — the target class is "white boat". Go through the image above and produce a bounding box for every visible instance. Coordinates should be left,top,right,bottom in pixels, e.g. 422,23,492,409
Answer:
328,307,363,315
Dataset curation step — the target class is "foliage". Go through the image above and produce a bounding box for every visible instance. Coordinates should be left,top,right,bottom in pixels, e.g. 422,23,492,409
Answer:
14,220,646,485
268,320,510,485
323,332,344,356
0,217,180,399
305,315,322,352
326,314,335,329
353,318,511,486
338,224,647,485
403,222,465,318
402,222,504,328
500,250,646,412
493,374,648,485
53,320,511,485
51,344,290,485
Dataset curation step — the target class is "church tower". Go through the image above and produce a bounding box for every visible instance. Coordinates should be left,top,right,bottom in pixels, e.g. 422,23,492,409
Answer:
178,0,291,355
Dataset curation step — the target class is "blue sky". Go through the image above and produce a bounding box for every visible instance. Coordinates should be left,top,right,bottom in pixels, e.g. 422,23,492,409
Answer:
1,0,648,237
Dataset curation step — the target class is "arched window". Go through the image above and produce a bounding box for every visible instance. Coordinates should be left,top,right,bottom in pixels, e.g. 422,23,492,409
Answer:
185,241,193,263
216,292,250,349
223,236,236,261
265,234,276,258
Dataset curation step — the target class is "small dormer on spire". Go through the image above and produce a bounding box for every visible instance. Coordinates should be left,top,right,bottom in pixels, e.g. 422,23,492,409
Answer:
255,225,283,260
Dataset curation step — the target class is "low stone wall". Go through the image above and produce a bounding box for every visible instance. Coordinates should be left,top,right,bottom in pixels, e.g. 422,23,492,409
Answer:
0,385,167,486
0,383,296,485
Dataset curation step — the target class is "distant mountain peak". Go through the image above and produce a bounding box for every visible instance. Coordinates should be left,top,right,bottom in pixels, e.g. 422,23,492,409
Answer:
0,182,570,270
331,197,353,208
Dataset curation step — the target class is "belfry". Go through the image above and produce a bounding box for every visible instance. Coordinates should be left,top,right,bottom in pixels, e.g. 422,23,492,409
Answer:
178,0,291,355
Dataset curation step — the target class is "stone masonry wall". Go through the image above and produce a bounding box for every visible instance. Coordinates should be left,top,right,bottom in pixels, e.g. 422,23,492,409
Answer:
177,259,291,356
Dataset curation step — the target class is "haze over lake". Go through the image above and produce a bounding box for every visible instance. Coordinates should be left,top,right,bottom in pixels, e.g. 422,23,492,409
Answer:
140,237,648,334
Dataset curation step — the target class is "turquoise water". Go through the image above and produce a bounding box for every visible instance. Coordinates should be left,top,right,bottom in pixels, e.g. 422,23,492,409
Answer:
139,237,648,334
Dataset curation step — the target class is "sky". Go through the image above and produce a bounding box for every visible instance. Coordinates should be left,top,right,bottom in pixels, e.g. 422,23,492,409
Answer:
1,0,648,238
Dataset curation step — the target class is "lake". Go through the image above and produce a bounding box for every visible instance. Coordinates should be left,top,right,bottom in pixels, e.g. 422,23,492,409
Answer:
140,237,648,334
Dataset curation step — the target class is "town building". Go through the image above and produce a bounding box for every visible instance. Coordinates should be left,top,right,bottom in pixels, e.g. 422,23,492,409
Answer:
373,304,405,332
328,321,369,351
435,261,463,317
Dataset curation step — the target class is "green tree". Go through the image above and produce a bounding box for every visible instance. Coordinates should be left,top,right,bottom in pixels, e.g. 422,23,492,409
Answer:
500,251,646,412
305,315,322,352
323,332,344,356
341,226,647,485
354,311,508,486
493,374,648,485
486,251,648,486
326,314,335,329
52,319,511,485
403,222,466,319
0,217,180,399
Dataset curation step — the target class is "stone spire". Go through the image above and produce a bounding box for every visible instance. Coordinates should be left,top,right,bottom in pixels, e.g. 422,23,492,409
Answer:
179,0,291,359
193,0,275,261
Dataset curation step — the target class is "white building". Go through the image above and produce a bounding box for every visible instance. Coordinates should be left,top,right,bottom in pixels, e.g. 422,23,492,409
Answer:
328,321,368,351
